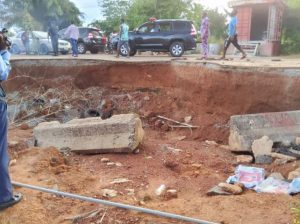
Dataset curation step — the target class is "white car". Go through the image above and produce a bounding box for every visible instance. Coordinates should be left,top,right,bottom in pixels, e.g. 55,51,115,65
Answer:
10,31,71,55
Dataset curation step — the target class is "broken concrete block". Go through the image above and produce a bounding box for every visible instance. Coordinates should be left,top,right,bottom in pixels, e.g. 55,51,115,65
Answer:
255,155,273,164
288,168,300,180
236,155,253,164
271,153,297,162
229,111,300,152
269,172,285,180
207,186,231,196
296,137,300,145
33,114,144,153
252,136,273,156
102,189,118,198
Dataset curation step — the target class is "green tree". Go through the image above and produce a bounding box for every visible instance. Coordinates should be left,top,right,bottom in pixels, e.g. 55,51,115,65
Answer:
0,0,83,30
281,0,300,54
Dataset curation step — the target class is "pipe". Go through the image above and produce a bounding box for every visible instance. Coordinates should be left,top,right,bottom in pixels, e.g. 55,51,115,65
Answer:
12,181,218,224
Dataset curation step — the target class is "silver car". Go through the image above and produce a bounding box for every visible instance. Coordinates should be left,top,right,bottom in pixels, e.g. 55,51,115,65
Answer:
10,31,71,55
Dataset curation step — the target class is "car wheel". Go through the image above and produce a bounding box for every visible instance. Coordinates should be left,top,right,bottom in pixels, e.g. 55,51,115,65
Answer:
60,51,68,55
90,49,99,54
10,44,20,54
169,41,184,57
129,48,137,56
77,43,86,54
39,44,49,55
119,43,130,57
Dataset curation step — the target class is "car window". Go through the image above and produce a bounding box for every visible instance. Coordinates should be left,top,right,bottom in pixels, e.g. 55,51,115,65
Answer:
138,23,154,33
91,30,102,38
173,21,189,32
158,22,171,32
79,28,87,36
33,31,48,39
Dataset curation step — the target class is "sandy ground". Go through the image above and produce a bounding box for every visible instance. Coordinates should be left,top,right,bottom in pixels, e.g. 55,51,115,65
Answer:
0,55,300,224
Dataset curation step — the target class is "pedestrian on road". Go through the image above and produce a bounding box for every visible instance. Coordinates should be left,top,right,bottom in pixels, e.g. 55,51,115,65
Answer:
21,30,30,55
48,20,59,56
0,33,22,211
64,23,79,57
116,18,130,58
200,12,210,60
221,9,246,60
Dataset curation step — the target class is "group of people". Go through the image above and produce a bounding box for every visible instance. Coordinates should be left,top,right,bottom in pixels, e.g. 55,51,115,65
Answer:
200,9,247,60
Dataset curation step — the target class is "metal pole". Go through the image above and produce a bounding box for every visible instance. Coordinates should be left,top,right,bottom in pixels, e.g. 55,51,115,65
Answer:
12,181,218,224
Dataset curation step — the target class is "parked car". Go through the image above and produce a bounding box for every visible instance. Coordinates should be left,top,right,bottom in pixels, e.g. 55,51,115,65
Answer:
115,19,197,57
58,27,107,54
10,31,71,55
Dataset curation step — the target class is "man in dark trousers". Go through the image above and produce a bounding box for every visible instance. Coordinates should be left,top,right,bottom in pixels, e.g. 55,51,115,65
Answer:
0,33,22,210
48,20,59,56
221,9,246,60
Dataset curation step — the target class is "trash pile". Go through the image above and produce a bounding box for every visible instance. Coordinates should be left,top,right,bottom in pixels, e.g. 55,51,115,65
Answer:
208,165,300,196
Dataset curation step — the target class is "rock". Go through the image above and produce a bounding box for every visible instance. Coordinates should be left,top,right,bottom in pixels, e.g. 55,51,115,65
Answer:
252,136,273,157
107,162,116,166
271,153,297,162
115,162,123,167
274,158,290,165
155,184,166,196
288,168,300,180
255,155,273,164
20,123,30,130
269,172,285,180
110,178,131,184
236,155,253,164
8,141,19,148
220,145,231,150
207,186,231,196
184,116,192,124
133,148,140,154
33,114,144,154
102,189,118,198
205,140,218,146
125,189,135,196
143,96,150,101
101,158,110,163
165,189,178,199
164,161,179,170
191,163,202,169
218,183,243,195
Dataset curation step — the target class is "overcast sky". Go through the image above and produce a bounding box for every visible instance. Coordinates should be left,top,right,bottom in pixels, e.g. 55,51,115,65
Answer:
70,0,229,25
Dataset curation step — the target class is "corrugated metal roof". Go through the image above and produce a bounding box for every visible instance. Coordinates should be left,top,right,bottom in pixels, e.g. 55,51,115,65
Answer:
228,0,286,7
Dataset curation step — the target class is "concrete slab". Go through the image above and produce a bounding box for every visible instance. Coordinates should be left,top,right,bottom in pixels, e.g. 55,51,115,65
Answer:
33,114,144,153
229,110,300,152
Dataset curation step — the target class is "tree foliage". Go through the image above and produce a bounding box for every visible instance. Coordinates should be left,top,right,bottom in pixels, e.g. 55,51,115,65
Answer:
93,0,226,41
281,0,300,54
0,0,83,30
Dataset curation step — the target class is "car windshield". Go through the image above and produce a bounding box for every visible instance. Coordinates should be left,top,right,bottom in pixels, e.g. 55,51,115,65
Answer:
32,31,48,39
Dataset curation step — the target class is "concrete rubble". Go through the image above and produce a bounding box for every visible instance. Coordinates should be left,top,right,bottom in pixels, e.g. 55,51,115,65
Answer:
229,110,300,152
33,114,144,153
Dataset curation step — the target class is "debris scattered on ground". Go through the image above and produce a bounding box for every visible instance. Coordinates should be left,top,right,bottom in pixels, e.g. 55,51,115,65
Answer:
218,182,243,195
102,189,118,198
288,168,300,180
254,177,290,194
64,209,101,223
110,178,131,184
252,136,273,164
269,172,285,180
101,158,110,163
155,184,167,196
236,155,253,164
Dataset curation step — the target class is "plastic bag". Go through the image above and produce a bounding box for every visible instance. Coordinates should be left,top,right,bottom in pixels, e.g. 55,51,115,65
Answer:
255,177,290,194
227,165,265,188
288,178,300,195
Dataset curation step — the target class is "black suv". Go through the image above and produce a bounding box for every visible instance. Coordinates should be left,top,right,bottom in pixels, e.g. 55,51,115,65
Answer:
59,27,107,54
116,19,197,57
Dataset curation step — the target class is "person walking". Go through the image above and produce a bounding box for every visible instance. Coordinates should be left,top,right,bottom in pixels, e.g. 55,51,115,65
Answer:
48,20,59,56
64,23,79,57
200,12,210,60
116,18,130,58
0,33,22,211
21,30,30,55
221,9,246,60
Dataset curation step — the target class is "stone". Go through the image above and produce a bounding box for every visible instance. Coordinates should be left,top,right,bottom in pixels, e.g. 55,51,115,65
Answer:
143,96,150,101
155,184,166,196
271,153,297,162
125,189,135,196
20,123,30,130
207,186,231,196
107,162,116,166
115,162,123,167
218,183,243,195
205,140,218,146
102,189,118,198
269,172,285,180
101,158,110,163
255,155,273,164
274,158,290,165
236,155,253,164
229,111,300,152
8,141,19,147
9,159,17,167
110,178,131,184
33,114,144,153
184,116,192,124
288,168,300,180
165,189,178,199
252,136,273,157
191,163,202,169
